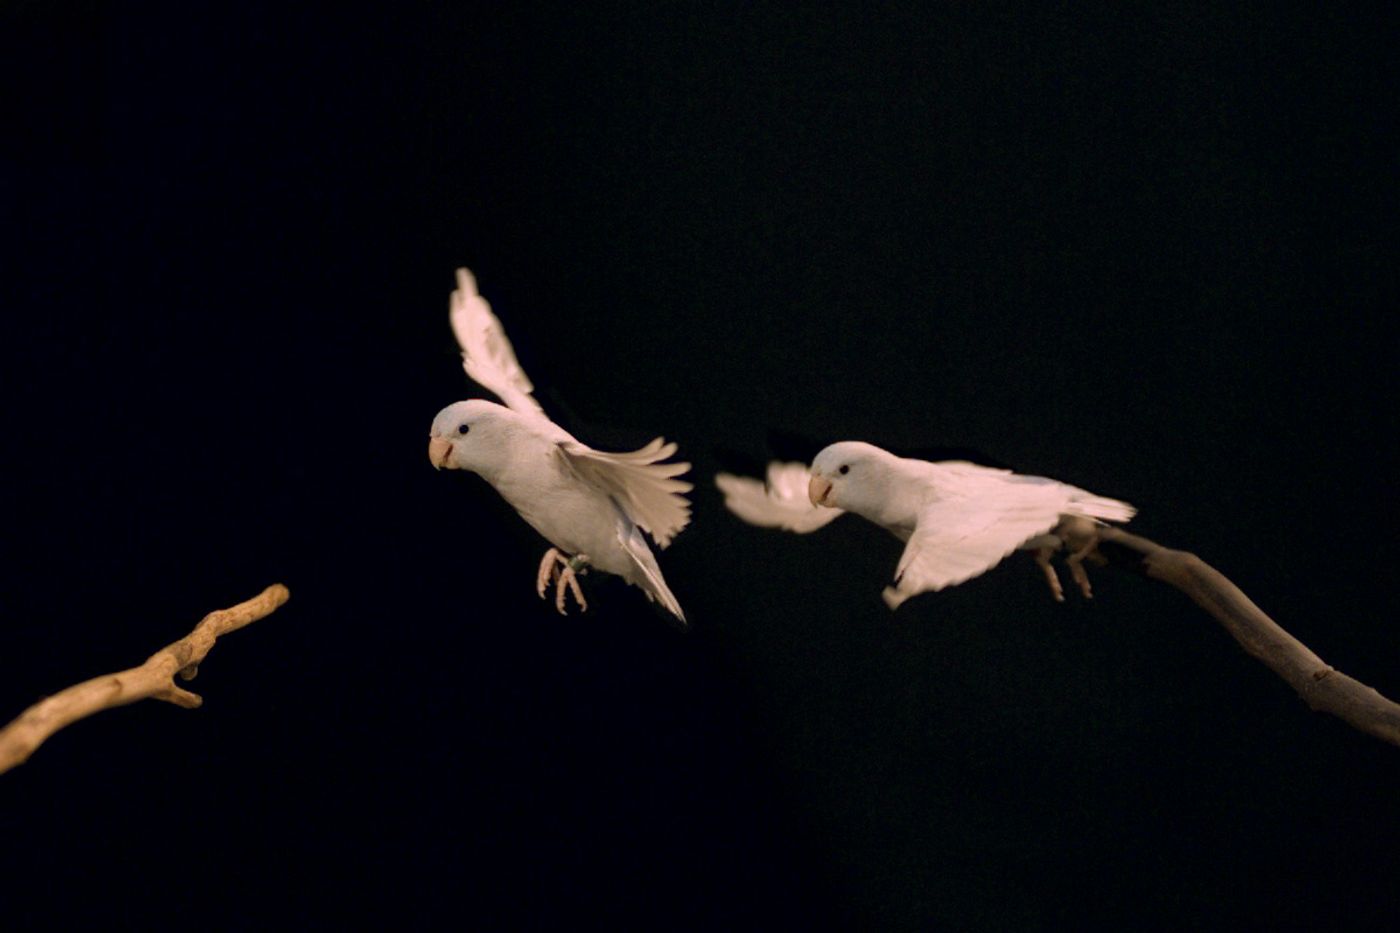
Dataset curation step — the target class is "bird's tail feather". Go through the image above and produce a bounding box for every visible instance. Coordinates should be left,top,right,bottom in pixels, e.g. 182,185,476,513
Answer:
619,525,686,626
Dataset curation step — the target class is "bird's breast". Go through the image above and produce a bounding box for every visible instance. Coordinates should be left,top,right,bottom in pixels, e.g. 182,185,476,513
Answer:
492,464,621,557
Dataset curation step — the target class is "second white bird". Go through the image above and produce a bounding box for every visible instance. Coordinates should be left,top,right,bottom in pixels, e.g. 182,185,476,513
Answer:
717,441,1135,608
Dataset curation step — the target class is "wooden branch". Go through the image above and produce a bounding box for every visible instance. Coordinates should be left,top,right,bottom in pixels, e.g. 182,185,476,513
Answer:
1067,521,1400,748
0,584,290,775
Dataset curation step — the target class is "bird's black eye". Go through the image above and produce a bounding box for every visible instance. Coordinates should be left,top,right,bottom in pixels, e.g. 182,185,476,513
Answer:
838,464,850,475
458,423,470,435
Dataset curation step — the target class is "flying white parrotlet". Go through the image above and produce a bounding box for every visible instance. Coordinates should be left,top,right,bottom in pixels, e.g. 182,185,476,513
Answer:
428,268,691,624
716,442,1135,609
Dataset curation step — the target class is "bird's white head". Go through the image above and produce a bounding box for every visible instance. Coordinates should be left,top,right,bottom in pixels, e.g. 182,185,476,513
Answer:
807,441,900,515
428,399,519,477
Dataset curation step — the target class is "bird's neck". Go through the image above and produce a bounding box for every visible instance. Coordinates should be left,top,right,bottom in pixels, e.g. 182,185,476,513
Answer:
477,429,563,510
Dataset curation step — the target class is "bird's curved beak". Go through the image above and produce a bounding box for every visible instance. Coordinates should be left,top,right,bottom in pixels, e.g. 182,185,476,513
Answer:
808,474,833,508
428,436,455,470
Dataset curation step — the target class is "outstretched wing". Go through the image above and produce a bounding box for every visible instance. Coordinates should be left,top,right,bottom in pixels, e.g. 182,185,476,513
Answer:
715,461,846,533
449,268,545,417
561,438,693,549
881,480,1072,609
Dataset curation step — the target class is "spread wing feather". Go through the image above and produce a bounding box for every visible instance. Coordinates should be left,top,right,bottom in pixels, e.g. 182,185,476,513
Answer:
715,462,846,533
562,440,693,549
882,479,1080,608
449,268,544,417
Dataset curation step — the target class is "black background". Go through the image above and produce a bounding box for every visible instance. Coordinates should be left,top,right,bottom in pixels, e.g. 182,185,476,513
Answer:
5,3,1399,929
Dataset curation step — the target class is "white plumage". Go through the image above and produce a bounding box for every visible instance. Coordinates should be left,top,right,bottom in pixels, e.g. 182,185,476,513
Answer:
430,269,690,623
717,441,1134,609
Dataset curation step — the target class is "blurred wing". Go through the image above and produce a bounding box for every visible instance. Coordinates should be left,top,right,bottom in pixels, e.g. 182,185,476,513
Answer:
881,482,1070,609
715,461,846,534
561,438,693,549
449,268,545,417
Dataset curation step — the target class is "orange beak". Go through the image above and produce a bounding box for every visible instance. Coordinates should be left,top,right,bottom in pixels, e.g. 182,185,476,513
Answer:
428,436,455,470
808,474,833,507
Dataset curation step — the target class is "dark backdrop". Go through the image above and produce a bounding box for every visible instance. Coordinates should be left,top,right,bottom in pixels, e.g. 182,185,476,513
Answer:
5,3,1398,929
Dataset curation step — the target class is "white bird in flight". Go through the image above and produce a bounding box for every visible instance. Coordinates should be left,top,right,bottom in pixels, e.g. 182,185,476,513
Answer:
717,441,1135,609
428,269,691,624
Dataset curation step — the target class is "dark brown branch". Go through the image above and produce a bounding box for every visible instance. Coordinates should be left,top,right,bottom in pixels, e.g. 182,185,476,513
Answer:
0,584,291,775
1063,520,1400,748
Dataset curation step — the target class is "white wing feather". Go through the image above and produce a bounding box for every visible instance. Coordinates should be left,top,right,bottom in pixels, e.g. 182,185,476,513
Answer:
881,468,1134,609
715,462,845,533
562,438,693,549
882,485,1070,609
934,461,1136,523
449,267,544,417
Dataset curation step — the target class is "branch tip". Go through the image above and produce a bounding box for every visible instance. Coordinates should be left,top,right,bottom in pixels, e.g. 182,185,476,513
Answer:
159,685,203,709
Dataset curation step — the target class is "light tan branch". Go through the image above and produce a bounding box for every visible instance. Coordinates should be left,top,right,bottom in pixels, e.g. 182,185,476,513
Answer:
1067,522,1400,748
0,583,290,775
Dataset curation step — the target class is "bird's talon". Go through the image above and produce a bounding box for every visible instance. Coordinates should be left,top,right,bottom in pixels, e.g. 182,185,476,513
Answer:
1034,547,1065,602
554,565,588,615
537,548,590,613
1065,538,1098,600
536,548,564,599
554,572,569,615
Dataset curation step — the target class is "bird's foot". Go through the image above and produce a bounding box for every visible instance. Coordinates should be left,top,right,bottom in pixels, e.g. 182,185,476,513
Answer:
1033,546,1066,603
1065,542,1096,599
535,548,590,615
536,548,565,599
1057,516,1102,600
